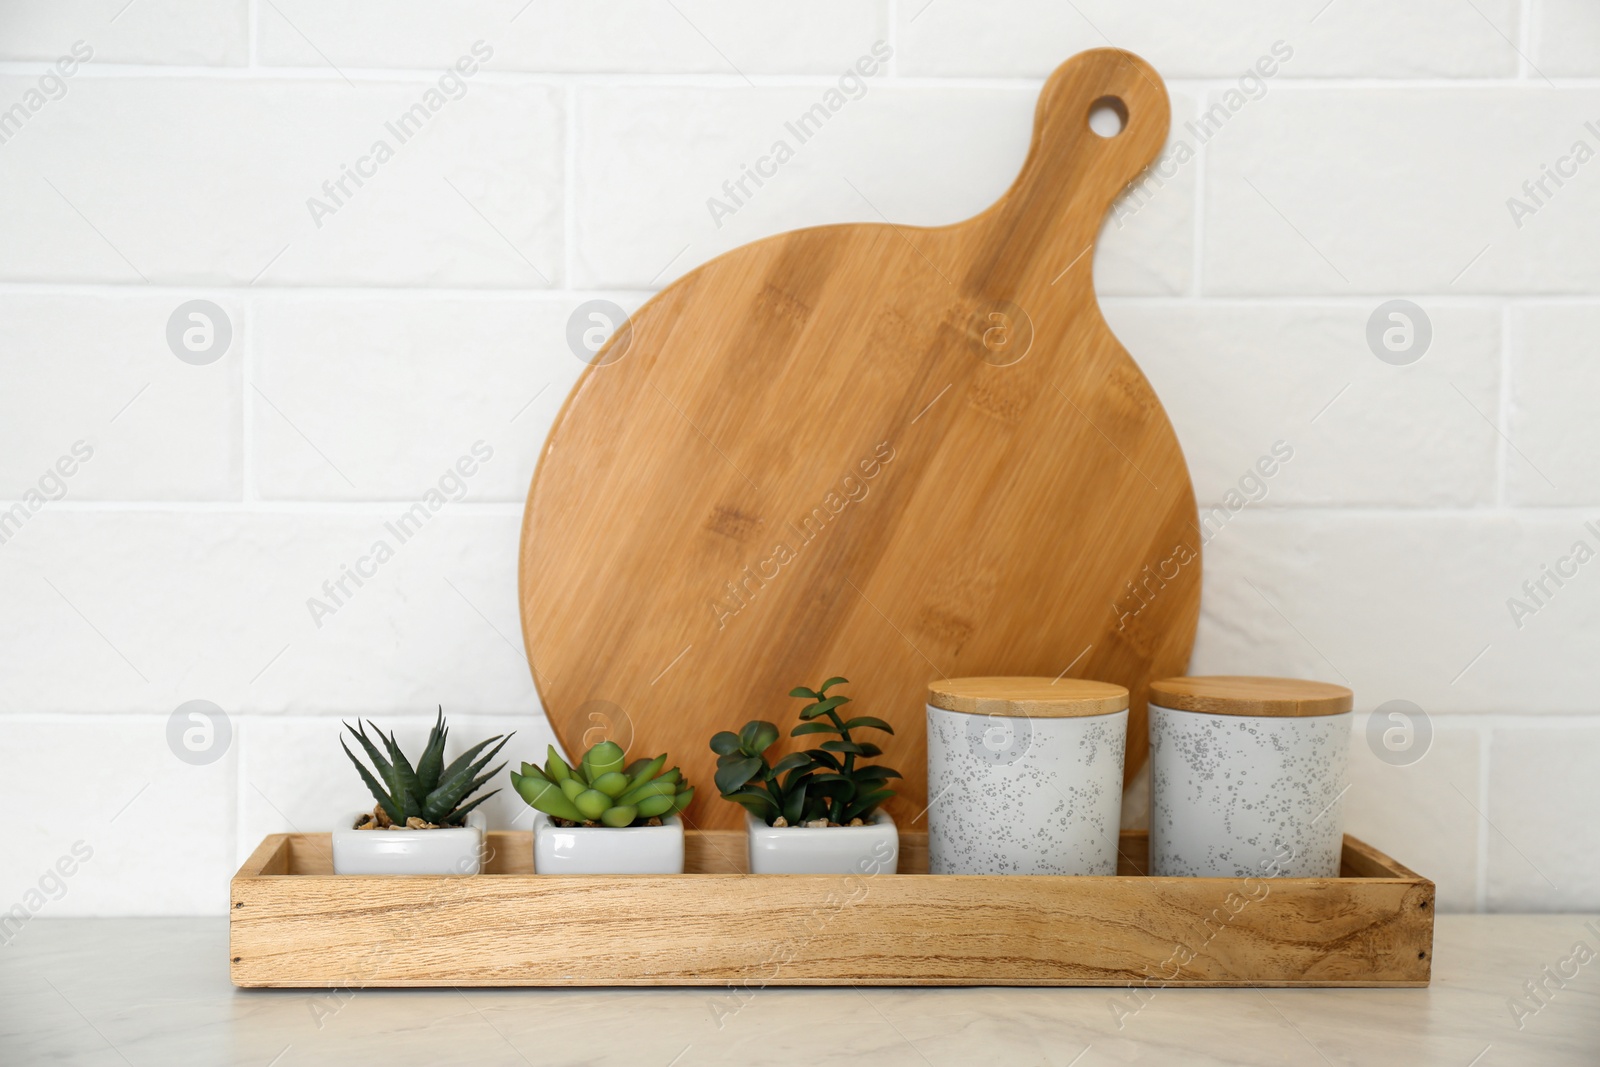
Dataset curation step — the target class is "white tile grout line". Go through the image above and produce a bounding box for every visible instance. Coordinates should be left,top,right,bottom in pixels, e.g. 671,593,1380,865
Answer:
241,298,256,504
1476,721,1493,913
885,0,900,78
563,82,577,288
1518,0,1537,82
1496,301,1514,508
5,60,1600,89
1189,98,1206,299
248,0,261,69
6,282,1600,303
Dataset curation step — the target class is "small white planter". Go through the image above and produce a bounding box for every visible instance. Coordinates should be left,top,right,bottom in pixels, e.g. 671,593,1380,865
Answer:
745,810,899,875
331,810,487,876
533,812,685,874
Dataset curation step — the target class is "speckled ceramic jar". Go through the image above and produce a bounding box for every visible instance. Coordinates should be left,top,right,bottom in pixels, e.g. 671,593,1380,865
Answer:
926,677,1128,875
1148,676,1354,879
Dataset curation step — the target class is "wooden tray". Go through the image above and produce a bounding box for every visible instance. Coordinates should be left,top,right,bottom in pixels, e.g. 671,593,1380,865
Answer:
518,48,1200,829
229,831,1434,988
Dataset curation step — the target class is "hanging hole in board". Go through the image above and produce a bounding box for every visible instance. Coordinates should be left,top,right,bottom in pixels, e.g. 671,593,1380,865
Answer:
1088,95,1128,138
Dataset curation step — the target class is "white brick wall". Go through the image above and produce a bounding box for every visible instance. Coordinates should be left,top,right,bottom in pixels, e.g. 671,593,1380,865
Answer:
1,1,1595,917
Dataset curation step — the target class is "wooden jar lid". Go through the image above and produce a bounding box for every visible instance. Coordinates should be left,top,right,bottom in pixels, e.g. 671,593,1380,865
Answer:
1148,676,1352,718
927,677,1129,718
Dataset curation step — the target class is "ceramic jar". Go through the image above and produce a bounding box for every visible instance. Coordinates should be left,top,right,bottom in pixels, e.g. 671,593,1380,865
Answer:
331,809,487,875
926,677,1128,875
1148,675,1353,878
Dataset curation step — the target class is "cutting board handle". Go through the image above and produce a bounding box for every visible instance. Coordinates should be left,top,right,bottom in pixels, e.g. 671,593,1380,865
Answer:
967,49,1170,288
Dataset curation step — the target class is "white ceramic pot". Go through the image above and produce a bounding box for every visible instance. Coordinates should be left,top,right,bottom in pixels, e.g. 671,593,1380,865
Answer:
331,810,487,875
533,812,685,874
744,810,899,875
1148,675,1354,878
925,677,1129,875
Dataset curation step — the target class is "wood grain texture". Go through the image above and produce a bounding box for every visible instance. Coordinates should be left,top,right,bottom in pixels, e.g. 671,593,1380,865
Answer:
1149,676,1354,718
928,676,1128,717
519,49,1199,829
230,831,1433,988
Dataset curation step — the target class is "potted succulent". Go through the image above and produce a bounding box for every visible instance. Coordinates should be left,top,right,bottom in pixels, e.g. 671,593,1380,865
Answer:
512,740,693,874
712,677,901,875
332,709,510,875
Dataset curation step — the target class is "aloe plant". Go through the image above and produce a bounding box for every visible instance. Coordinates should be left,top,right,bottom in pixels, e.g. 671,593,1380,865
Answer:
343,708,510,828
712,676,900,826
511,741,693,827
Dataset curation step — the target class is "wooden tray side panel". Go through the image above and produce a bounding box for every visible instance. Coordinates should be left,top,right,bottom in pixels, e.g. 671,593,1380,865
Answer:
230,833,1433,989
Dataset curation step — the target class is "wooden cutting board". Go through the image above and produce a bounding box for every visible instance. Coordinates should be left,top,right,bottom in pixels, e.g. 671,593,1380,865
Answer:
520,49,1199,830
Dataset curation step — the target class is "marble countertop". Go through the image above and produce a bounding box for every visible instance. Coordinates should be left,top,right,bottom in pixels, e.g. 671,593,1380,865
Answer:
2,916,1596,1065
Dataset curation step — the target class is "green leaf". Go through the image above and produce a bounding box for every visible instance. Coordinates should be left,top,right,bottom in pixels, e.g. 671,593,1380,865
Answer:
804,748,842,771
371,722,424,820
709,731,742,756
342,738,404,825
423,733,512,822
670,786,694,814
789,721,839,737
437,734,508,795
782,781,807,824
518,762,548,781
722,788,776,820
591,771,631,798
574,788,610,820
844,788,895,821
788,686,819,700
583,740,626,779
600,805,638,828
770,751,814,776
635,793,675,818
852,765,903,782
544,745,571,783
344,722,397,796
780,767,815,794
512,771,585,821
616,778,676,809
738,720,779,757
816,676,849,693
626,754,667,790
841,716,894,734
444,789,497,825
820,740,866,755
800,695,849,720
715,755,764,795
415,707,448,794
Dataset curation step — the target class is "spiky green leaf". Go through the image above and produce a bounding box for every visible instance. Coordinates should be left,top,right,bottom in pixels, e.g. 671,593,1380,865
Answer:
372,722,423,820
415,707,448,794
342,738,404,825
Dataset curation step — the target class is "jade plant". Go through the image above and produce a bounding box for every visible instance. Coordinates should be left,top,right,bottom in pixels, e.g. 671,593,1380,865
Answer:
343,709,511,829
512,741,693,827
712,676,900,827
